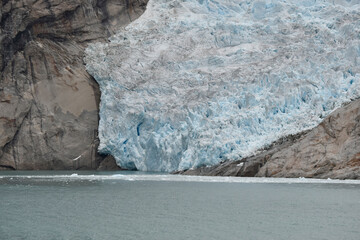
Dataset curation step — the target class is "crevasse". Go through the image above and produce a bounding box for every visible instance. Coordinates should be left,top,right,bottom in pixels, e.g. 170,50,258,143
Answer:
85,0,360,172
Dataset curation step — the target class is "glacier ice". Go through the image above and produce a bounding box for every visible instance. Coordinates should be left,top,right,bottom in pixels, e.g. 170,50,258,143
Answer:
85,0,360,172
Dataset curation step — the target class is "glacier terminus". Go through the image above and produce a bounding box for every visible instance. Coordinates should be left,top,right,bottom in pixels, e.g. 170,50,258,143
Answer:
85,0,360,172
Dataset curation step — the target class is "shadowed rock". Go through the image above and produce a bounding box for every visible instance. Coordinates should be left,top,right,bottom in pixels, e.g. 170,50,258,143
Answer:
0,0,148,170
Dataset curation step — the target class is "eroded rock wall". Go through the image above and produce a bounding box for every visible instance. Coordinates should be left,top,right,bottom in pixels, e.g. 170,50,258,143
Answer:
0,0,147,170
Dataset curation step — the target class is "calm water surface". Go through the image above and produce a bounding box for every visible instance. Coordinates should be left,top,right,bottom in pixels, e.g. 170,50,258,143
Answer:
0,171,359,240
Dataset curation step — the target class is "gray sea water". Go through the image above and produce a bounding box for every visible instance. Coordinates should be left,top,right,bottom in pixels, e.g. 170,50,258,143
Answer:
0,171,360,240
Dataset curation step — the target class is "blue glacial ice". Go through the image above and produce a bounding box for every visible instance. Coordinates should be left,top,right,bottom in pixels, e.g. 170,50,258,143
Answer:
85,0,360,172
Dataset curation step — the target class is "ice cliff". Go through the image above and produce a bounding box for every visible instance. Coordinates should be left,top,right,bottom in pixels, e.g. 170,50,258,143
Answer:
85,0,360,172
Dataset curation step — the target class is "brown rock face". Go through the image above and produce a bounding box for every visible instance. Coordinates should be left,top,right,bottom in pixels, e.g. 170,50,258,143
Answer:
181,99,360,179
0,0,148,170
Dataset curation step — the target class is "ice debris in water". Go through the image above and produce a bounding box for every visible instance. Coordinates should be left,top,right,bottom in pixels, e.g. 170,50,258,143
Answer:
85,0,360,172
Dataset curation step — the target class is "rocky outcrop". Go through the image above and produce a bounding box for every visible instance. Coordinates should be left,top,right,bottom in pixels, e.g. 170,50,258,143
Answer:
180,99,360,179
0,0,147,170
96,155,123,171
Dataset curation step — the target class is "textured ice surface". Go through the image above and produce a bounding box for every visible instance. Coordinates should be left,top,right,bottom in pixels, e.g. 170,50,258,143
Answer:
85,0,360,172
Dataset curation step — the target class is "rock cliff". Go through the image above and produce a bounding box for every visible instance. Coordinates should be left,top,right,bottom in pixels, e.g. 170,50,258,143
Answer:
180,99,360,179
0,0,147,170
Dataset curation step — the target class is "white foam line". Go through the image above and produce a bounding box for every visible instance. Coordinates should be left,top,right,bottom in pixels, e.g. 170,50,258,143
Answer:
1,174,360,184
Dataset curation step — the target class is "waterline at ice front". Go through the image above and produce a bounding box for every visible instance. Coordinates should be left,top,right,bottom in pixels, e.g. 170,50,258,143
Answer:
2,172,360,184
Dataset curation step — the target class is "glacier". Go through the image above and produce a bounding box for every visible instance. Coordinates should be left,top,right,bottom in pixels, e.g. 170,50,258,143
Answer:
85,0,360,172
